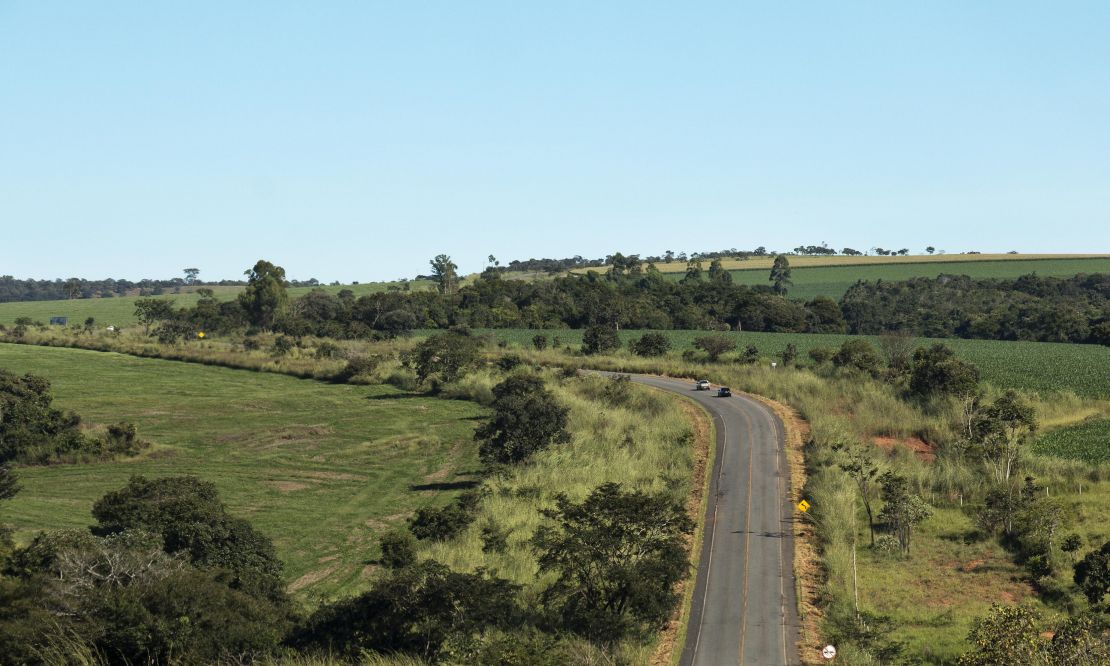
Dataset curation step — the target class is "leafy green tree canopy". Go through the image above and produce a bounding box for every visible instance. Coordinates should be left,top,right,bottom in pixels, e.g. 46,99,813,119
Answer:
238,259,289,330
532,482,693,641
477,375,570,465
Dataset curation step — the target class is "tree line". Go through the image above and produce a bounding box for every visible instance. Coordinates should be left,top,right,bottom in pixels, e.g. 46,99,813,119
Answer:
842,272,1110,345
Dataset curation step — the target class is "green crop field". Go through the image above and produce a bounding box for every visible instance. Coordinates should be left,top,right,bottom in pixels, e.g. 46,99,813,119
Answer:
0,342,481,602
666,256,1110,300
0,279,436,326
1034,418,1110,464
453,329,1110,399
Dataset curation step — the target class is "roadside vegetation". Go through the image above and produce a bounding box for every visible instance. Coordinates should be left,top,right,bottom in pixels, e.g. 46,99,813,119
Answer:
4,256,1110,663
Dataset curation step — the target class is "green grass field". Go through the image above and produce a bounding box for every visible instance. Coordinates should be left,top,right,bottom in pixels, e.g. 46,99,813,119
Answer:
1034,418,1110,464
0,342,481,603
0,279,436,327
456,329,1110,399
667,256,1110,300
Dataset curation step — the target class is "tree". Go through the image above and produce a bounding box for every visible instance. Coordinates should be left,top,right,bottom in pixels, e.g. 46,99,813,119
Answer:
630,332,671,357
972,391,1037,484
838,446,880,545
740,345,759,364
82,316,95,334
769,254,792,295
133,298,176,334
707,259,732,285
681,259,704,284
694,334,736,361
65,278,81,300
294,560,520,661
0,369,86,464
958,604,1045,666
926,246,935,255
476,375,570,465
582,325,620,355
781,343,798,366
429,254,460,295
183,268,200,284
1074,540,1110,607
532,483,693,641
91,475,285,600
238,260,289,330
877,471,931,555
406,329,481,384
909,343,980,398
804,296,846,333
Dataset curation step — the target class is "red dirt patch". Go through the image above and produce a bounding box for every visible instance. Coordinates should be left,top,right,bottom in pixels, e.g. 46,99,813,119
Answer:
872,435,936,462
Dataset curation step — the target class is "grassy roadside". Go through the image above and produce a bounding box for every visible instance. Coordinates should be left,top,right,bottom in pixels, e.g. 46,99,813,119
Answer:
6,328,1110,663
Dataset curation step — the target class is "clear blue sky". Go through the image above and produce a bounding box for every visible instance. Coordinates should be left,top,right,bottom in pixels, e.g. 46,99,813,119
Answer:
2,2,1108,282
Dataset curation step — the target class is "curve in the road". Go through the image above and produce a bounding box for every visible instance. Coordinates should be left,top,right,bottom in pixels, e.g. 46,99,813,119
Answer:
626,374,801,666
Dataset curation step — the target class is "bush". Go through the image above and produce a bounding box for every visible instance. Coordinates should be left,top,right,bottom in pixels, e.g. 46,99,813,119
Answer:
629,332,671,357
809,347,835,364
873,534,901,558
480,521,509,554
380,530,417,569
271,335,296,356
336,355,381,383
832,340,883,376
409,493,480,541
582,325,620,355
531,334,548,350
693,334,736,361
476,376,570,466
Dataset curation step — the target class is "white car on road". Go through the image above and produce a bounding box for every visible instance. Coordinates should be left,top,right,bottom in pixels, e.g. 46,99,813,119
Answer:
695,379,711,391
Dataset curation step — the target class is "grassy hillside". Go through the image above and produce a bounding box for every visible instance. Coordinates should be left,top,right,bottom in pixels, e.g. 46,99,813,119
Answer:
453,329,1110,399
0,342,480,602
604,252,1110,273
0,279,436,326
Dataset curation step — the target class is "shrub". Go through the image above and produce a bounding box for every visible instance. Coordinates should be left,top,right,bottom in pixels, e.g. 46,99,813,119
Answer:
693,334,736,361
380,530,417,569
476,376,570,466
409,493,480,541
832,340,883,376
629,332,671,357
271,335,296,356
480,521,509,554
532,334,548,350
582,325,620,355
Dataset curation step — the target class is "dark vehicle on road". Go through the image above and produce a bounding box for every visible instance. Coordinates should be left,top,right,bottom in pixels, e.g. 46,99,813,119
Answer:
717,387,732,397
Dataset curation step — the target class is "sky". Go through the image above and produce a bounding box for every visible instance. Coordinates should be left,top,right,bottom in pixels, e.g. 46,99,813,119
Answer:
2,2,1109,282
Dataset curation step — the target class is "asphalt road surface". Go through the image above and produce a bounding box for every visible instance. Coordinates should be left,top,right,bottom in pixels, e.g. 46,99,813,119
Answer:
626,374,801,666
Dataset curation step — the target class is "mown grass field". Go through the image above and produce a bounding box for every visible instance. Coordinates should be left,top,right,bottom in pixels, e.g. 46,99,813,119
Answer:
0,279,436,326
0,342,481,603
454,329,1110,399
710,256,1110,300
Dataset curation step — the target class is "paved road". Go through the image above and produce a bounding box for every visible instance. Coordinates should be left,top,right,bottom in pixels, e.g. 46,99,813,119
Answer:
625,374,801,666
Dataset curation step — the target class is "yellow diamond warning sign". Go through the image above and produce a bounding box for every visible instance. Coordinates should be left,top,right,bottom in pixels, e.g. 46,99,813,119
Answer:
797,499,811,513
